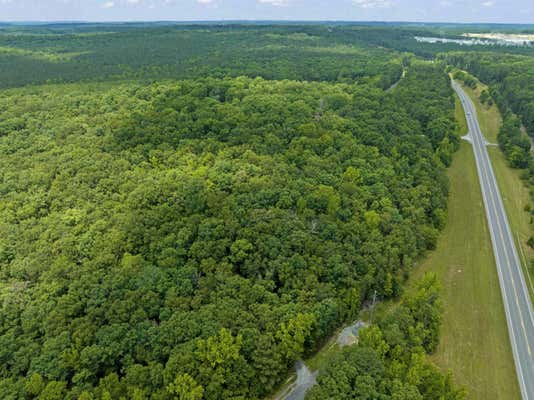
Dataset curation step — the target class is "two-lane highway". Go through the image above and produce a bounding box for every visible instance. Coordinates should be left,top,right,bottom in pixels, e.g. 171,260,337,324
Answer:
452,80,534,399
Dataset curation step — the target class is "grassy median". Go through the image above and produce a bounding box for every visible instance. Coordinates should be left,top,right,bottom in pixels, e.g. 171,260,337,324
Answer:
415,92,521,400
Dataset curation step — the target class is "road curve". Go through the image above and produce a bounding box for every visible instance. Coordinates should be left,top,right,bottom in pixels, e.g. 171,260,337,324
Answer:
452,80,534,399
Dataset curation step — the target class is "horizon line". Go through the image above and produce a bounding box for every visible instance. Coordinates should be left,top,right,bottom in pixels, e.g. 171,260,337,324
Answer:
1,19,534,25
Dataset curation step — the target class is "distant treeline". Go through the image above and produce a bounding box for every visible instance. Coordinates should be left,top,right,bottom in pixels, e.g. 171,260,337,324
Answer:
0,25,405,89
2,23,533,91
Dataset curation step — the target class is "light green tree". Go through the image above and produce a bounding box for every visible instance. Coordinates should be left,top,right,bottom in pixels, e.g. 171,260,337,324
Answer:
167,374,203,400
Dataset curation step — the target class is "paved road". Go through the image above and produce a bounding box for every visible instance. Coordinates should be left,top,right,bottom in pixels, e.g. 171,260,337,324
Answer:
336,320,367,346
453,81,534,399
275,361,317,400
386,67,406,92
275,321,367,400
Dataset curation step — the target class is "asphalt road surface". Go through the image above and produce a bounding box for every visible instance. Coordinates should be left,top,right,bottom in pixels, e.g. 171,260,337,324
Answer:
453,80,534,399
276,361,317,400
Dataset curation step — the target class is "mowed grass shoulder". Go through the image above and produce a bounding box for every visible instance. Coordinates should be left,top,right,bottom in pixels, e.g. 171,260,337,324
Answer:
461,83,501,143
416,93,520,399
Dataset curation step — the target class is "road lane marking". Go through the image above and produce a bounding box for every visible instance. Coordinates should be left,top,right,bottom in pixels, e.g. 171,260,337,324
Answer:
517,232,534,298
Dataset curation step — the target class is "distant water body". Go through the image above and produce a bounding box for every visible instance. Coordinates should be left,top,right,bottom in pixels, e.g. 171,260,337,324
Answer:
414,36,532,47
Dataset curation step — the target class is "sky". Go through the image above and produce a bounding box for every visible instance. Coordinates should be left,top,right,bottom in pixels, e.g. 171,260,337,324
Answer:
0,0,533,23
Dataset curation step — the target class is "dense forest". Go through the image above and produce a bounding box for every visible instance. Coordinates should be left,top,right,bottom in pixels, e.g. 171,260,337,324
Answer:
0,25,405,89
307,274,464,400
0,24,467,399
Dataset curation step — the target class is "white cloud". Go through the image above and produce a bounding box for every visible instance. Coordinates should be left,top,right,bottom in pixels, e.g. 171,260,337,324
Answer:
197,0,219,8
482,0,495,6
100,0,142,7
352,0,394,9
258,0,291,7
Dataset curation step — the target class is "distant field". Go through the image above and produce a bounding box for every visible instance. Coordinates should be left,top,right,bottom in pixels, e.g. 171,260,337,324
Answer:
464,32,534,44
416,93,520,400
